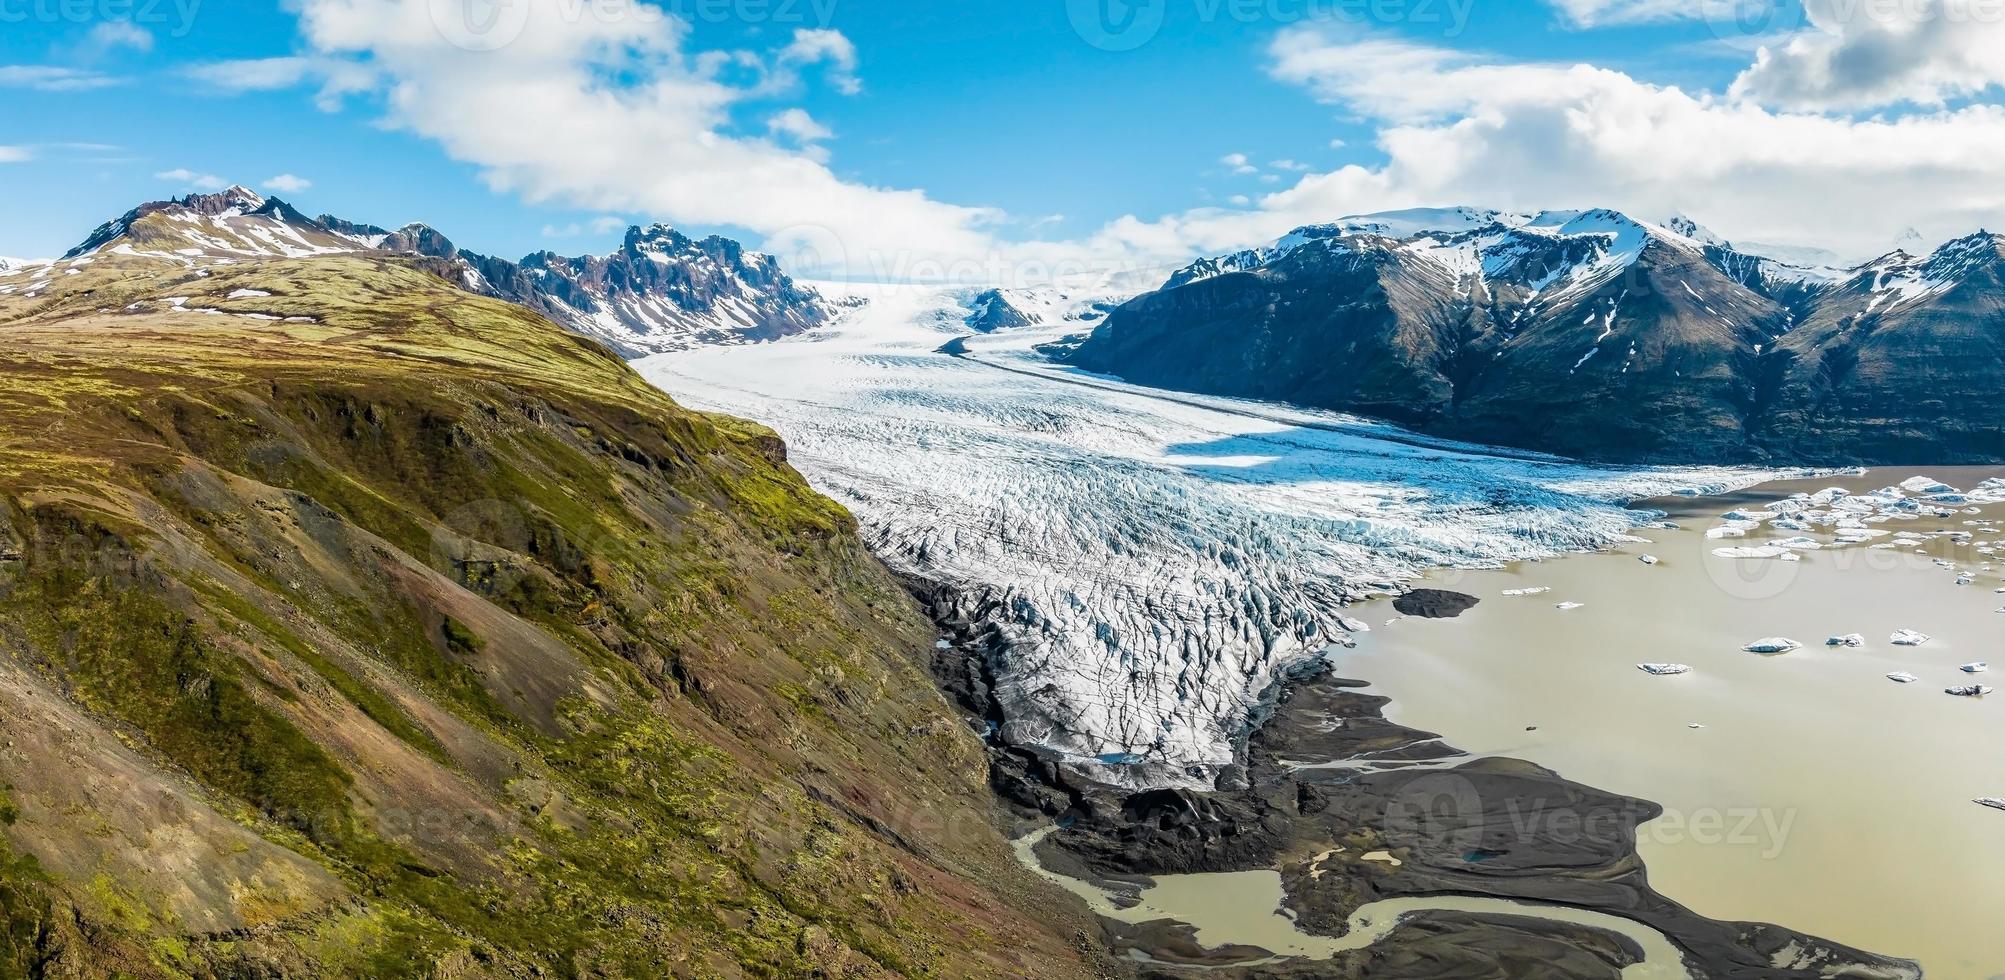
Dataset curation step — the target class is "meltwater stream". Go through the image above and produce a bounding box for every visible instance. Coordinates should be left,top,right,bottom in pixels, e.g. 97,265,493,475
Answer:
1011,827,1694,978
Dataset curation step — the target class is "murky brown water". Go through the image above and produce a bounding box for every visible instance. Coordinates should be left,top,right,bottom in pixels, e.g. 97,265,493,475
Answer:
1012,827,1694,978
1342,468,2005,977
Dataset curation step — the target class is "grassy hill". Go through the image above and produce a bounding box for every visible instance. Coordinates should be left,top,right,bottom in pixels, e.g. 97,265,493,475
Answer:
0,252,1101,978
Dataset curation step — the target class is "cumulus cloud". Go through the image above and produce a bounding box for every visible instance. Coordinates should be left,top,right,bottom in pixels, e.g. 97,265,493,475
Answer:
264,173,312,193
1732,0,2005,109
156,168,229,191
1091,24,2005,264
193,0,995,278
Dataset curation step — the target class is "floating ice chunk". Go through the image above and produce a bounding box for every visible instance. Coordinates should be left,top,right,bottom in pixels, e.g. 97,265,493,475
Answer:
1555,602,1584,611
1501,587,1551,597
1771,536,1823,550
1978,798,2005,812
1336,615,1370,633
1946,685,1994,697
1722,509,1769,522
1638,663,1691,675
1958,574,1974,586
1713,545,1791,559
1744,637,1803,654
1780,552,1803,563
1887,672,1920,684
1891,630,1932,647
1706,526,1752,539
1827,634,1866,648
1639,554,1660,565
1901,476,1955,494
1961,662,1991,673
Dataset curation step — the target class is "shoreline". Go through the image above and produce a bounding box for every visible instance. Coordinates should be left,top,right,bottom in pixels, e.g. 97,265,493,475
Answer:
897,479,1928,977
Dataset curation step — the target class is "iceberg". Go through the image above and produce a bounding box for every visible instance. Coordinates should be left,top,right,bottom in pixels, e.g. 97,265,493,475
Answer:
1826,634,1866,648
1639,554,1660,565
1978,798,2005,812
1887,672,1920,684
1501,587,1551,597
1638,663,1692,675
1743,637,1803,654
1946,685,1995,697
1890,630,1932,647
1961,662,1990,673
1555,602,1585,611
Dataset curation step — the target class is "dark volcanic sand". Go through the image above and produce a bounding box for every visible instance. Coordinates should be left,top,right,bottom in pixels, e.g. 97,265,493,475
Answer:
911,579,1920,980
1392,589,1480,619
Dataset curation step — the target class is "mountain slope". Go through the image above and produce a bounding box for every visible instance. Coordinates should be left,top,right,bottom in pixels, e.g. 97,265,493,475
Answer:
0,249,1098,977
1758,232,2005,461
62,186,839,357
1062,207,2005,464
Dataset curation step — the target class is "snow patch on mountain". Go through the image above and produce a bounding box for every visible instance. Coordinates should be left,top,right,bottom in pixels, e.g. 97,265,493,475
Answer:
636,285,1783,790
59,190,840,356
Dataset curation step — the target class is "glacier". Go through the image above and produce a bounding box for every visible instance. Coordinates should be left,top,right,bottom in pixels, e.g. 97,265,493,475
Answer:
635,283,1782,790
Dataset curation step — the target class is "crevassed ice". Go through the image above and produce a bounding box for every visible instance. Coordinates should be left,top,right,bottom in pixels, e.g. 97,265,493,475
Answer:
636,284,1781,790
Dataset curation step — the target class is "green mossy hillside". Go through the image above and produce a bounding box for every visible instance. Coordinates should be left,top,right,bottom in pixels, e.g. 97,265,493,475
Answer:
0,255,1098,979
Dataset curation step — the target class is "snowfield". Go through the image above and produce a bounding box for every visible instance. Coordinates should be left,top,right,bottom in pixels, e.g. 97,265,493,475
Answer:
636,284,1783,789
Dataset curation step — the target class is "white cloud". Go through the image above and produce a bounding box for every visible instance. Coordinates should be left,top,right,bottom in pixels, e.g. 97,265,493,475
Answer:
1546,0,1777,27
156,168,229,191
264,173,312,193
0,65,119,91
1093,25,2005,263
776,28,861,96
766,107,833,142
1219,152,1259,175
0,146,30,163
186,56,379,111
1732,0,2005,109
82,21,154,56
206,0,997,279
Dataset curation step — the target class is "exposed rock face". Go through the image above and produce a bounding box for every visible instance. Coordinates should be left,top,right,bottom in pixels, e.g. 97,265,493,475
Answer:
1064,208,2005,465
63,186,840,356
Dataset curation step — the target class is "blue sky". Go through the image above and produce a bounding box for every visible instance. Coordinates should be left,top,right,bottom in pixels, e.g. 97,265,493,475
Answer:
4,1,2003,273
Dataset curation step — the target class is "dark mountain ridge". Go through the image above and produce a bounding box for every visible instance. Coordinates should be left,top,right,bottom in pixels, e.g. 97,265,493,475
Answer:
1064,209,2003,464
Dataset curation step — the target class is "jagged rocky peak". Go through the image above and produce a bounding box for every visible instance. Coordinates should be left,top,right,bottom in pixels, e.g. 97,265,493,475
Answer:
960,285,1121,332
178,184,269,216
59,187,845,356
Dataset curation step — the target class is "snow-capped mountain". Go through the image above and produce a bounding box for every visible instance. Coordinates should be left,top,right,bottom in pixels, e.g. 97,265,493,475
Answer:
1064,207,2005,464
961,286,1114,332
62,186,840,356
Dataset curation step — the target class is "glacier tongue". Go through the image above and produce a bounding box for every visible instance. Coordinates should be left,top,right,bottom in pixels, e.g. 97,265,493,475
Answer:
636,283,1781,790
